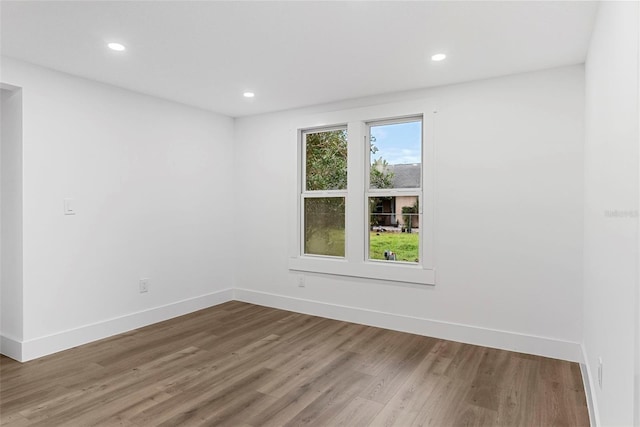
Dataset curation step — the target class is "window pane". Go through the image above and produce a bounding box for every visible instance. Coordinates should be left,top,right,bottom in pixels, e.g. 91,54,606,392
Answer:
370,120,421,189
304,197,345,257
369,196,419,263
305,129,347,191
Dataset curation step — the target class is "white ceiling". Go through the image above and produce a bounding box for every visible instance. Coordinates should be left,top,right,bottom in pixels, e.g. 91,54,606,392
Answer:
1,1,597,117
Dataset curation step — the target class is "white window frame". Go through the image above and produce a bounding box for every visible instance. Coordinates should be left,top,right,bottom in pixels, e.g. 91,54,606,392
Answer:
289,99,437,285
366,116,423,265
300,125,349,258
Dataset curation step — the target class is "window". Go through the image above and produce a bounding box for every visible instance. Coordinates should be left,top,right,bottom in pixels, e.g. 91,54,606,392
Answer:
367,118,422,263
291,100,435,285
302,127,347,257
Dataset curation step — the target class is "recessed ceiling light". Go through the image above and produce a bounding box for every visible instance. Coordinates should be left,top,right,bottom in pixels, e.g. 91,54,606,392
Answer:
431,53,447,62
243,92,255,98
107,42,126,52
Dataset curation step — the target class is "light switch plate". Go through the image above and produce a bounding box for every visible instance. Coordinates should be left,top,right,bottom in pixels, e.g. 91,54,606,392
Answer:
63,198,76,215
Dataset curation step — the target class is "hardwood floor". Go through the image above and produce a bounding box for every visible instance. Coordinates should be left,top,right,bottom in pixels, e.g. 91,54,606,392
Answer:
0,302,589,426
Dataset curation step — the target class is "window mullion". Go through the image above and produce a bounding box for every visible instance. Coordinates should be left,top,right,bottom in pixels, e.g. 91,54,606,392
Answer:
346,121,364,262
302,190,347,198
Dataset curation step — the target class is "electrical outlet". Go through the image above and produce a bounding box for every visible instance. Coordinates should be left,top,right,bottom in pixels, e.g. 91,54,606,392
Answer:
139,278,149,293
598,357,603,389
297,275,305,288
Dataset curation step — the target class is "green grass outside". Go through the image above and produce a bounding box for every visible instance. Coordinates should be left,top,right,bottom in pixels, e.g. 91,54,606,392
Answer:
305,228,346,257
305,228,419,262
369,231,419,262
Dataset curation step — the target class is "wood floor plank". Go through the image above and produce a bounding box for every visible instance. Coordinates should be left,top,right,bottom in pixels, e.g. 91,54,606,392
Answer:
412,377,477,426
359,335,436,404
0,412,31,427
369,341,453,424
324,396,384,427
281,368,372,426
0,302,589,426
19,346,209,425
464,347,511,411
139,367,274,426
86,390,175,426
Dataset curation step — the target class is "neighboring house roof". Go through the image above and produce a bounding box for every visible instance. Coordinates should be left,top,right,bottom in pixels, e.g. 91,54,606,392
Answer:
388,164,421,188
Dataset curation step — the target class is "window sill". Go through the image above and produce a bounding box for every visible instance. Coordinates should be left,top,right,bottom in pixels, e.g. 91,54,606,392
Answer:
288,256,435,285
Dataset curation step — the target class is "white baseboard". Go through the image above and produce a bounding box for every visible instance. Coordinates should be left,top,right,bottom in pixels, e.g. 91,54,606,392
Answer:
2,288,234,362
234,288,584,363
0,334,22,361
2,288,583,366
581,344,601,427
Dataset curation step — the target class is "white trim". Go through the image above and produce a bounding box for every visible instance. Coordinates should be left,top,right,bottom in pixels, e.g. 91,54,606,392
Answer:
0,82,21,92
0,334,22,361
2,289,234,362
580,345,600,427
235,288,583,363
289,256,435,285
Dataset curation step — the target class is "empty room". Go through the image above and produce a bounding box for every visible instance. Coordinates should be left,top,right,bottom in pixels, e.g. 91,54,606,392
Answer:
1,1,639,426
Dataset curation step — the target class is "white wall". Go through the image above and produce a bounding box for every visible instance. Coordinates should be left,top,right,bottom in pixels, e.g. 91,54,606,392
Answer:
0,59,589,378
1,87,24,358
234,66,585,361
0,11,634,423
0,57,235,360
637,13,640,421
583,2,640,426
